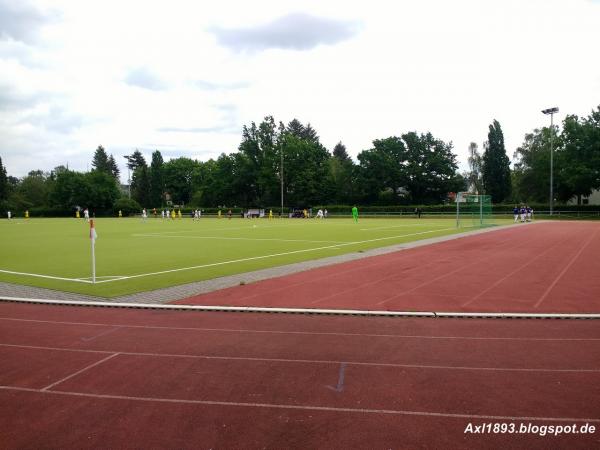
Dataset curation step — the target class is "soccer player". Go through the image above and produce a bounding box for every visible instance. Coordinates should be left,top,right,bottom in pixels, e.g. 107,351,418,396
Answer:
324,209,328,219
142,208,148,220
228,209,232,220
316,209,323,219
7,210,11,220
218,209,222,219
171,209,176,220
520,206,526,223
513,206,519,222
352,205,358,223
528,206,534,221
269,209,273,220
83,208,90,222
178,209,182,219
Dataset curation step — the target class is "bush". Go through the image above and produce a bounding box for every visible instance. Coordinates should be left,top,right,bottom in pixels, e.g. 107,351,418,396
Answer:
113,197,141,216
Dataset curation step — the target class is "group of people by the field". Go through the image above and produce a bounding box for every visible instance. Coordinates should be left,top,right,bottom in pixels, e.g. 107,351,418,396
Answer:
514,205,534,222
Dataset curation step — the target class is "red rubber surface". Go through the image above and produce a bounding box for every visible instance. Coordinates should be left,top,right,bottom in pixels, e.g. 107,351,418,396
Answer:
174,222,600,313
1,302,599,449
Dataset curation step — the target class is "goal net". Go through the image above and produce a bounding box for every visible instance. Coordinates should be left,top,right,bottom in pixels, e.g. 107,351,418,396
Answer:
455,192,493,228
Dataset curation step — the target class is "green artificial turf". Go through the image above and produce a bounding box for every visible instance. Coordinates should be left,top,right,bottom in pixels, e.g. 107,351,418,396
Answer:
0,216,510,298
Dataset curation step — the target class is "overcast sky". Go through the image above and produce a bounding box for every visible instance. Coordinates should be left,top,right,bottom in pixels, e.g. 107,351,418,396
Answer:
1,0,599,181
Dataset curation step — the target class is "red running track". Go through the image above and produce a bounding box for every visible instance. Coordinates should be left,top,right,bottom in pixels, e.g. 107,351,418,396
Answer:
1,302,599,449
174,221,600,313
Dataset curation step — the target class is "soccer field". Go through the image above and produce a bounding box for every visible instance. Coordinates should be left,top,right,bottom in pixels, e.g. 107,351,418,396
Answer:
0,217,510,298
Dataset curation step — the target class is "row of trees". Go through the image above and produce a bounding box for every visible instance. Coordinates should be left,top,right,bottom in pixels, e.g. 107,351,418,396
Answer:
1,107,598,214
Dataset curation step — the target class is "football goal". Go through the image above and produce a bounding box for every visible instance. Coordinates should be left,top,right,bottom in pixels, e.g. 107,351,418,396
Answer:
455,192,493,228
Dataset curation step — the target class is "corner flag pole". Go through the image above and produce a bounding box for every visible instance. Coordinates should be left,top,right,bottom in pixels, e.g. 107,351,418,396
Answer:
90,219,97,284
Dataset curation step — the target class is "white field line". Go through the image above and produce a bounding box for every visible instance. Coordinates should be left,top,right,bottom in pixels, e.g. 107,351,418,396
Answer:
132,234,347,244
0,227,456,285
92,227,457,284
137,223,290,235
0,269,92,284
74,276,128,281
360,223,458,231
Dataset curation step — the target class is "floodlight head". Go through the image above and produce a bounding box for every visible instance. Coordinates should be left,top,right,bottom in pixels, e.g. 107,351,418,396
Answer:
542,107,559,115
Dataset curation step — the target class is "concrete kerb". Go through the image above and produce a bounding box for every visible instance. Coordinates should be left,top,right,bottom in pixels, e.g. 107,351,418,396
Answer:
0,222,539,306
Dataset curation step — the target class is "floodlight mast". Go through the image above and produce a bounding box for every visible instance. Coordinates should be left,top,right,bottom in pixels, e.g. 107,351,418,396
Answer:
123,154,131,199
542,107,559,215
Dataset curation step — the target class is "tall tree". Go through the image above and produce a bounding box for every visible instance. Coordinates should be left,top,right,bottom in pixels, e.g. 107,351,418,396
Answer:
91,146,110,174
512,128,554,203
132,165,150,207
130,152,149,206
329,142,355,203
16,170,51,208
466,142,483,193
0,156,8,202
402,132,462,203
238,116,279,205
149,150,164,207
482,120,511,203
332,142,351,162
107,155,120,181
557,107,600,204
163,157,199,205
125,150,147,172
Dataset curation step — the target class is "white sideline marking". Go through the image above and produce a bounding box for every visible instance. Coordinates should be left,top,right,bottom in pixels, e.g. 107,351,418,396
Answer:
2,386,599,422
132,234,347,244
2,343,599,373
2,317,599,341
360,223,454,231
0,269,91,284
0,227,455,284
92,227,457,284
2,297,600,319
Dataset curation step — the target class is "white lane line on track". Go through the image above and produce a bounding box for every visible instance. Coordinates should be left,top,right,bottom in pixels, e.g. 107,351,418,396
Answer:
2,316,599,341
2,343,599,373
40,353,120,391
534,228,600,308
2,386,599,422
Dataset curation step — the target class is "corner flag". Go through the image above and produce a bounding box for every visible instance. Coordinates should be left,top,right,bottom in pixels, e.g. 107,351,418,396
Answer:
90,220,97,283
90,219,98,244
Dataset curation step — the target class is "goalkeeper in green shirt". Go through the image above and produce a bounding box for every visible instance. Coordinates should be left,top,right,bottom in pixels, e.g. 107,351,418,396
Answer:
352,205,358,223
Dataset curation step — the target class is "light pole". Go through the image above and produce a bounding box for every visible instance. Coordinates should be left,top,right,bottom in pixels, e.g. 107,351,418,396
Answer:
123,155,131,199
542,107,559,215
280,145,284,218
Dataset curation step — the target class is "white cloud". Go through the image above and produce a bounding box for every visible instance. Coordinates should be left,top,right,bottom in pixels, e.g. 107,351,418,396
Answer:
209,13,362,52
0,0,598,182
